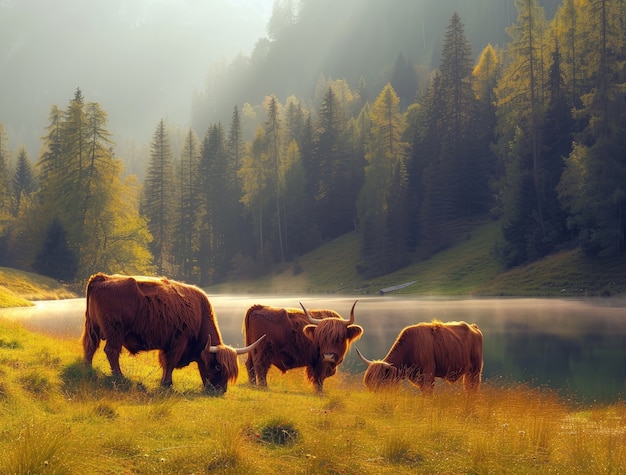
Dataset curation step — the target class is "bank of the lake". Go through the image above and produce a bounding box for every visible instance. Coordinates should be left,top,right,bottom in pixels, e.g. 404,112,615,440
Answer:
3,220,626,306
3,296,625,404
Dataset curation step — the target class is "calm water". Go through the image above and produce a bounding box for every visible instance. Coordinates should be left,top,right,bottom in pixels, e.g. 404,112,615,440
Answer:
2,296,624,402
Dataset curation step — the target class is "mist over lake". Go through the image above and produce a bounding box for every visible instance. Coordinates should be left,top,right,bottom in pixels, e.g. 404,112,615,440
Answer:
3,295,624,403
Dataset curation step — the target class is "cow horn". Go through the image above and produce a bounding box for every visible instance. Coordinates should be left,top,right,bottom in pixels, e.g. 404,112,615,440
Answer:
235,334,266,355
344,300,358,326
206,334,219,353
300,302,324,325
355,347,373,366
355,347,393,369
208,334,267,354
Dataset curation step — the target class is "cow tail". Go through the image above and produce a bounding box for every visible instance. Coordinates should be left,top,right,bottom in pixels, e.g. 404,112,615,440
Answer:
242,306,253,346
82,276,100,362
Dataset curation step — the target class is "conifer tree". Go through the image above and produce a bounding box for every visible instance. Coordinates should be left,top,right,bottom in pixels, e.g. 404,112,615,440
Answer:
557,0,626,256
175,129,201,281
494,0,551,266
197,123,232,284
279,139,308,257
226,106,249,265
143,119,176,274
313,86,355,239
264,95,285,262
30,90,153,280
417,13,485,250
32,218,78,281
11,146,35,217
239,125,273,263
357,83,408,277
0,123,11,218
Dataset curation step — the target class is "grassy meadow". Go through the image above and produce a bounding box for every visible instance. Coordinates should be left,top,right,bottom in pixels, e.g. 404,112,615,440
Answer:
1,219,625,473
0,317,624,474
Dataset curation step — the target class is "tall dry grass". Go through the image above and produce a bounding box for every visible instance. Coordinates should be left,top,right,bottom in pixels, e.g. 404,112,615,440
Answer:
0,317,624,474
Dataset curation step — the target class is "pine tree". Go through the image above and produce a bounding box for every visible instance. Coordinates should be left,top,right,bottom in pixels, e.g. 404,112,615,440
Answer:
557,0,626,256
313,86,354,239
197,123,236,284
417,13,485,250
279,139,308,257
30,89,153,280
11,146,35,216
226,106,249,266
239,125,273,263
264,95,285,262
357,83,409,277
175,128,201,281
0,123,11,217
143,119,176,274
32,218,78,281
494,0,551,266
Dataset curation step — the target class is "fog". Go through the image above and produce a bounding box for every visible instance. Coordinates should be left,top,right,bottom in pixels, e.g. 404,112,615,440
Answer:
2,296,625,401
0,0,272,159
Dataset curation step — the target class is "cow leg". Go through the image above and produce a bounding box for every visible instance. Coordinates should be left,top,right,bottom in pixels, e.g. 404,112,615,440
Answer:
306,366,325,394
159,345,186,387
410,370,434,394
245,354,257,385
463,370,481,391
82,320,101,367
158,351,175,387
254,362,270,388
421,373,435,394
103,339,124,378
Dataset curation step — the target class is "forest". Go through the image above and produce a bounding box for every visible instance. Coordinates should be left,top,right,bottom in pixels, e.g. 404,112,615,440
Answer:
0,0,625,287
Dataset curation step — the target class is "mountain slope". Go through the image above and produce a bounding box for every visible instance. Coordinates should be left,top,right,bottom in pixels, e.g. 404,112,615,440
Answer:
211,219,626,297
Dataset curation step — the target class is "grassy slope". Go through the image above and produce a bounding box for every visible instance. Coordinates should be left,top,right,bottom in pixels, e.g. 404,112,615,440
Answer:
0,267,79,308
213,219,626,297
3,218,626,305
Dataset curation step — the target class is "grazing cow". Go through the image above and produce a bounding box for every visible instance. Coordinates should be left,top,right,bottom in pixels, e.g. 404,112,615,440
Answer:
243,301,363,393
82,273,264,394
356,321,483,392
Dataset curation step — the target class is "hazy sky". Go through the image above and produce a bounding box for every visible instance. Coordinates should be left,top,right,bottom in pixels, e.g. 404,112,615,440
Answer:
0,0,274,159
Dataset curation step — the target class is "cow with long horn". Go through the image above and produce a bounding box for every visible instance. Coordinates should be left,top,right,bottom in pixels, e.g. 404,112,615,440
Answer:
356,320,483,393
82,273,265,394
243,301,363,393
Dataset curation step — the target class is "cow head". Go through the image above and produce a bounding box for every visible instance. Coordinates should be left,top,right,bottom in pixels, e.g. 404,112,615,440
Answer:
355,347,402,390
200,334,266,394
300,301,363,369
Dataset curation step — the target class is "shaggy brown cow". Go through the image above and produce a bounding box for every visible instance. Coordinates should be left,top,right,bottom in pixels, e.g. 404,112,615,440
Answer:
356,321,483,393
243,301,363,392
82,273,264,394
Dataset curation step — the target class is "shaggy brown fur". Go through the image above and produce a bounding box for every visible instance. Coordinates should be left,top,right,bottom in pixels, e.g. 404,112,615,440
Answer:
361,320,483,393
243,302,363,393
82,273,246,393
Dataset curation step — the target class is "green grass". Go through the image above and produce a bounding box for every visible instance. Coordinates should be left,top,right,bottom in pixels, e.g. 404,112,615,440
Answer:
212,218,626,297
0,317,624,474
4,218,626,303
0,267,79,308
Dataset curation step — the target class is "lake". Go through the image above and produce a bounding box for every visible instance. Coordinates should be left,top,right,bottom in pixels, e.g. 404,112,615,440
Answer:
2,295,624,403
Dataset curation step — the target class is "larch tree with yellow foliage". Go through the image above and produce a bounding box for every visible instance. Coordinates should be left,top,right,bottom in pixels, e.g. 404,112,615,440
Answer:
357,83,409,278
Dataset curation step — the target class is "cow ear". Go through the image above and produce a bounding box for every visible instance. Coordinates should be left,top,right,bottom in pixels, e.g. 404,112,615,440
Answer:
303,324,316,340
346,325,364,342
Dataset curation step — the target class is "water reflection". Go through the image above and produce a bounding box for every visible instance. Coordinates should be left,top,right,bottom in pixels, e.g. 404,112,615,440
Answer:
1,296,624,402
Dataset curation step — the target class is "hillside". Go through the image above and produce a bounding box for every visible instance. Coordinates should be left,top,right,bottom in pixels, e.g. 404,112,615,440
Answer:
0,267,79,308
211,219,626,298
2,218,625,308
